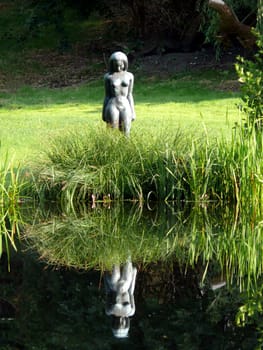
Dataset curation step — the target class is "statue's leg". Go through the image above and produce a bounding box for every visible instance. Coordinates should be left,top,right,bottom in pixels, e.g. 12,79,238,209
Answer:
120,112,132,137
105,265,120,292
117,261,133,293
129,268,137,295
106,103,119,129
122,261,133,282
111,265,121,285
123,120,131,137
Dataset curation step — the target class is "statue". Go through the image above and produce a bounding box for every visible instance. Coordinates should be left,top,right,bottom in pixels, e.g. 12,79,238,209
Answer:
102,51,136,137
104,259,137,338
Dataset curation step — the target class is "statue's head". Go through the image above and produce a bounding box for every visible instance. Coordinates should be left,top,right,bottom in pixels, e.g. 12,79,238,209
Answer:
109,51,128,73
111,316,130,338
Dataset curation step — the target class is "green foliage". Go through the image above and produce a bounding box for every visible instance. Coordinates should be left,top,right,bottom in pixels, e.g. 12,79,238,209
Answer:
0,153,26,266
236,287,263,327
0,0,101,52
200,3,221,55
25,0,70,51
0,0,259,57
201,0,258,54
235,32,263,130
236,282,263,349
258,0,263,34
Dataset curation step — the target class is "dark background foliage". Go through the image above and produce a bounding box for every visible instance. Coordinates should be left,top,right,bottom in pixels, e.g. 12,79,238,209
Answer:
4,0,259,53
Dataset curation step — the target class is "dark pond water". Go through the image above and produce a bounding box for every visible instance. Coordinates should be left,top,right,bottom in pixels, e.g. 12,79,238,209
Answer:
0,202,262,349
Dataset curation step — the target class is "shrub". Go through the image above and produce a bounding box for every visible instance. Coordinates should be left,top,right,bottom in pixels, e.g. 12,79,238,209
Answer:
235,32,263,130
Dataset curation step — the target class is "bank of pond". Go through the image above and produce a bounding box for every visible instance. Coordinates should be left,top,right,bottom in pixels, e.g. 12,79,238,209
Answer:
25,126,263,205
1,126,263,347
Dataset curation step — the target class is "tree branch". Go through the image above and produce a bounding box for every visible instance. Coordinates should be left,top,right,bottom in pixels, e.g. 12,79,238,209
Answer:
208,0,256,49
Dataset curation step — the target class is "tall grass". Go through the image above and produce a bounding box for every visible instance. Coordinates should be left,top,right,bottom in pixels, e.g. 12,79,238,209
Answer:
30,126,202,205
29,121,263,207
0,153,26,265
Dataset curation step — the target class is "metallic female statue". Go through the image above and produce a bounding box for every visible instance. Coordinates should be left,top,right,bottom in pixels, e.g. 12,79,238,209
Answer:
102,51,136,137
104,259,137,338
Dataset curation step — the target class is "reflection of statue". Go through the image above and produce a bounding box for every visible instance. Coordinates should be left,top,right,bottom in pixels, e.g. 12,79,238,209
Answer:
104,259,137,338
102,51,136,137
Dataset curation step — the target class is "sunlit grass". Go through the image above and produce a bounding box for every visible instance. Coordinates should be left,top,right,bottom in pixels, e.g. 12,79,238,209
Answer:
0,153,26,267
29,120,263,206
0,73,241,163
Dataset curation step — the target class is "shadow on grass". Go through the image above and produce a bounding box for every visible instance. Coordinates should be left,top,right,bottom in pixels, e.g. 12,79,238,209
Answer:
0,70,240,109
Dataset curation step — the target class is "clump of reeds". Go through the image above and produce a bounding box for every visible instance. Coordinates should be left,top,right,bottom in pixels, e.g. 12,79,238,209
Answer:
0,153,26,265
30,126,188,204
30,123,263,207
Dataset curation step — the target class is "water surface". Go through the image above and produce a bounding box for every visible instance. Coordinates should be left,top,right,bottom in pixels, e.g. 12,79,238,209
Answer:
0,202,262,349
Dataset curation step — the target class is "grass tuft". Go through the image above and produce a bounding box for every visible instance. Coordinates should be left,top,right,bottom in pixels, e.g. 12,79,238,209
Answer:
29,122,263,208
0,152,26,267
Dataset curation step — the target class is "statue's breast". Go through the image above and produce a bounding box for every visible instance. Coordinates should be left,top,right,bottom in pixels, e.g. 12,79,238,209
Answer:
121,79,129,87
112,77,129,88
112,78,121,88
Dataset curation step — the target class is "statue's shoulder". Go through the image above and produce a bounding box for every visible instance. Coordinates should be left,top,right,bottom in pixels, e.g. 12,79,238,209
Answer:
127,71,134,79
104,72,111,80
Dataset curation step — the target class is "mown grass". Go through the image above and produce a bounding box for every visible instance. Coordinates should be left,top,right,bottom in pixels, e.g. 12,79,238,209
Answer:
0,71,240,163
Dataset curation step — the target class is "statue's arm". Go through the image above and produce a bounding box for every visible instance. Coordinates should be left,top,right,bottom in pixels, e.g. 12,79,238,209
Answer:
102,75,110,121
127,267,137,316
127,73,136,120
104,273,111,294
128,267,137,295
128,294,136,316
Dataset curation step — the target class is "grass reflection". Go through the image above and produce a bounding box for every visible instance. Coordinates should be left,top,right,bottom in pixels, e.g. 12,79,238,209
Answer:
25,202,263,292
25,203,172,270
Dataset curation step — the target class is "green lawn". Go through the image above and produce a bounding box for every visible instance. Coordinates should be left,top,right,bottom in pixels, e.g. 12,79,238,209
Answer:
0,72,241,164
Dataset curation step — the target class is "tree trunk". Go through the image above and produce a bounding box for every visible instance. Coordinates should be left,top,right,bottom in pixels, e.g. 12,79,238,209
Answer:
208,0,256,49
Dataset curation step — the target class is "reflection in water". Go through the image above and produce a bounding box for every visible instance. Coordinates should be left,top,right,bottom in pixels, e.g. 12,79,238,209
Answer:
15,201,263,348
25,201,263,292
0,229,262,347
104,259,137,338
